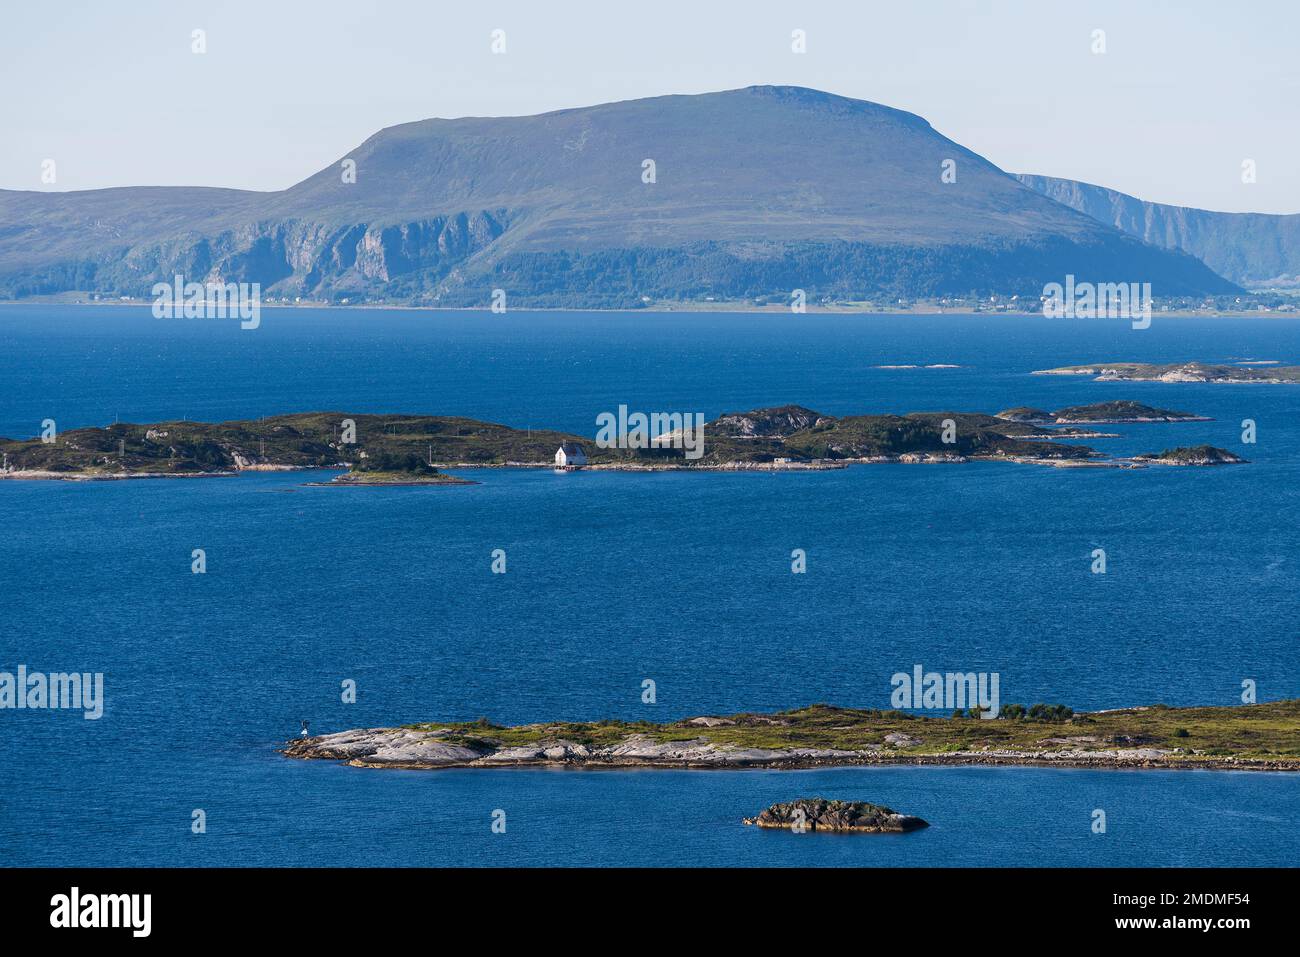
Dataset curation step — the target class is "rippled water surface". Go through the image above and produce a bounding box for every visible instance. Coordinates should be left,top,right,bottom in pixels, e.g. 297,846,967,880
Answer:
1,306,1296,865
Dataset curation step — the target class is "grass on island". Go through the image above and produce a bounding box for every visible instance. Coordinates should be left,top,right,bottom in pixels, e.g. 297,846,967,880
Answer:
328,469,472,485
0,413,590,475
330,451,474,484
401,700,1300,762
0,405,1108,476
1136,445,1246,465
1036,361,1300,382
2,401,1248,477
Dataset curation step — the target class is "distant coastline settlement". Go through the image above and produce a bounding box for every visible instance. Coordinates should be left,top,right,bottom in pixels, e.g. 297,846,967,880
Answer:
0,400,1248,482
9,291,1298,318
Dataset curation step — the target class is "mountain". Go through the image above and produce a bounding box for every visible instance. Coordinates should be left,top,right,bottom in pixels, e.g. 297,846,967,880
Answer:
1017,174,1300,289
0,86,1237,306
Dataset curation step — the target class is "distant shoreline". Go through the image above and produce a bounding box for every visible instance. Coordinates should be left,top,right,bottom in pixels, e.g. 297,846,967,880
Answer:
2,299,1298,319
1034,361,1300,384
0,453,1239,482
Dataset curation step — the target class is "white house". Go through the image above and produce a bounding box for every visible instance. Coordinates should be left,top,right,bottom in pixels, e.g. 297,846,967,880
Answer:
555,442,588,467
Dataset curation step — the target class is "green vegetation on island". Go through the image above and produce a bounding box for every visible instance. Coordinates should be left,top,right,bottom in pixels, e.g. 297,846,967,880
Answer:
322,470,473,487
1033,361,1300,383
0,413,590,479
997,401,1209,424
1132,445,1247,466
701,406,1097,462
0,399,1238,480
283,699,1300,771
322,449,476,485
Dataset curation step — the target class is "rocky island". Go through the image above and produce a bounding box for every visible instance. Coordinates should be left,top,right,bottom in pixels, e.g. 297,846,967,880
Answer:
282,699,1300,772
312,471,473,486
996,401,1210,425
744,798,929,833
1033,361,1300,383
1132,445,1247,466
0,401,1236,480
0,413,586,481
303,452,475,486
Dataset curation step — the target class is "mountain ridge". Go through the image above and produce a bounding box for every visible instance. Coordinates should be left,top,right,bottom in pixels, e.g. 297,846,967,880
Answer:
0,85,1238,305
1017,173,1300,288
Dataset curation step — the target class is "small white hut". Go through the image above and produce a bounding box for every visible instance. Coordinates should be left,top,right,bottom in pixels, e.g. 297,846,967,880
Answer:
555,442,588,468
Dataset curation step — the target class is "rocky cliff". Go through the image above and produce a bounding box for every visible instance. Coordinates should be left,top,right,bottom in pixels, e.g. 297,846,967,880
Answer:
1017,173,1300,288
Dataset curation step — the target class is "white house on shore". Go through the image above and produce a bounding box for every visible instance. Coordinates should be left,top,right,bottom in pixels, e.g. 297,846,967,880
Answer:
555,442,588,468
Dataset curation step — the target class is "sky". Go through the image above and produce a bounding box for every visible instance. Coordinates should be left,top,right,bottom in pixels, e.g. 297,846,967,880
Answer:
3,0,1297,214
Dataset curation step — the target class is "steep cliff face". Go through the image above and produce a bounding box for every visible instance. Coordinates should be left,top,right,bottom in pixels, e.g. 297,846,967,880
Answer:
0,212,511,300
0,87,1240,304
1017,174,1300,288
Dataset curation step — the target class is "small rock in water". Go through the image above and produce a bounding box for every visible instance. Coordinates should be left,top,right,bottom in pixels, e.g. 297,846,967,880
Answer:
744,798,929,833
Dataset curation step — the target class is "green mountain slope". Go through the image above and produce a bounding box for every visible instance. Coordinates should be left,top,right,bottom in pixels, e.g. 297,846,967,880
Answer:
0,87,1238,305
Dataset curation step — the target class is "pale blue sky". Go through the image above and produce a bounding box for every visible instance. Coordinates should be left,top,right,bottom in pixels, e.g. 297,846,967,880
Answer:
4,0,1297,213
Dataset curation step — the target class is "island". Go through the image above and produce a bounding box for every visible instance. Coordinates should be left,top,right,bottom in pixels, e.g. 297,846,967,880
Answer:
1131,445,1247,466
282,699,1300,772
743,798,929,833
996,401,1209,424
310,471,473,486
0,413,586,481
0,401,1234,480
303,452,475,486
1032,361,1300,383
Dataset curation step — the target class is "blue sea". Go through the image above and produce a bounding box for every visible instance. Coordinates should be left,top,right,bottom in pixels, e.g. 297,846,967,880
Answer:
0,305,1296,866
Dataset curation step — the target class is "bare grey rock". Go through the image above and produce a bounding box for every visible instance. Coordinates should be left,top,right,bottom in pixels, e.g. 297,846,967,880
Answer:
744,798,929,833
884,732,921,748
293,728,484,765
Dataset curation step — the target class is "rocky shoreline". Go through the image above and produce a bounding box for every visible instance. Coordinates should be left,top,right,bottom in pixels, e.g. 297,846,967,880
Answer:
0,468,238,481
282,704,1300,773
1033,361,1300,384
1,449,1239,481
